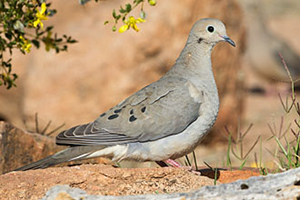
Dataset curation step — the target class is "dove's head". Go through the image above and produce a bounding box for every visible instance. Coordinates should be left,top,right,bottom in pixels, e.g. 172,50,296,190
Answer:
190,18,235,47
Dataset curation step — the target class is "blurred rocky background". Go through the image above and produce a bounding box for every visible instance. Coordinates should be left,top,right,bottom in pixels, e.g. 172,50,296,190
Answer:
0,0,244,141
0,0,300,171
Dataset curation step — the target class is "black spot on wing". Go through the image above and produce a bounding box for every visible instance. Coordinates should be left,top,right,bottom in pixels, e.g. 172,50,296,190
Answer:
141,106,146,113
100,113,106,117
130,109,134,115
114,109,122,113
129,115,137,122
108,114,119,120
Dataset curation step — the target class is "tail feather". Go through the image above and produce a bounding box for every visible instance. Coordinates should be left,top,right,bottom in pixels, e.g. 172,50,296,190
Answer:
13,146,105,171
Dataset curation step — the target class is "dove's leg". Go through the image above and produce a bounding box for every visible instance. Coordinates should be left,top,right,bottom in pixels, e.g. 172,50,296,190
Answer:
155,159,181,168
155,159,201,175
164,159,182,167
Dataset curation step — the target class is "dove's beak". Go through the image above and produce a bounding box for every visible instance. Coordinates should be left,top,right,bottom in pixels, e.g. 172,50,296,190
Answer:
219,35,236,47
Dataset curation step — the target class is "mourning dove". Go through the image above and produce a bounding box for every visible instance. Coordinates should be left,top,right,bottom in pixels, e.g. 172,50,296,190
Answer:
244,3,300,84
14,18,235,171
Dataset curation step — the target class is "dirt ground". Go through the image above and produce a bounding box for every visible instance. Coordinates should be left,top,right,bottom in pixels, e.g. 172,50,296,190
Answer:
0,164,260,199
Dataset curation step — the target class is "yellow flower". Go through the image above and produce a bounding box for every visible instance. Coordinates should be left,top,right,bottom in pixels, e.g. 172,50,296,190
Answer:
33,3,49,29
19,36,32,53
119,16,146,33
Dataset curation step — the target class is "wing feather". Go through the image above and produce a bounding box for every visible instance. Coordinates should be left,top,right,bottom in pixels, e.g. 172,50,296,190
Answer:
56,76,202,146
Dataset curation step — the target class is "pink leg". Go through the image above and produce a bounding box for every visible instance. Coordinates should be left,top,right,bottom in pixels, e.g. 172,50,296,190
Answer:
164,159,182,167
155,159,201,175
155,159,181,167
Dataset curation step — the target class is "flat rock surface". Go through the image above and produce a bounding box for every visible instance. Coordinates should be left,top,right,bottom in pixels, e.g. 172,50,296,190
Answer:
42,167,300,200
0,164,216,199
0,163,263,199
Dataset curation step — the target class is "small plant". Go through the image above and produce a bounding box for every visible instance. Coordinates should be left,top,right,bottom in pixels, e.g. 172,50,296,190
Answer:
184,150,199,171
215,53,300,174
266,53,300,171
223,123,260,170
203,161,219,185
23,112,65,136
0,1,76,89
1,0,157,89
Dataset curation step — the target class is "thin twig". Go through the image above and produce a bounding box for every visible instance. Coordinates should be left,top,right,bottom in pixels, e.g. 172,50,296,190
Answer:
268,123,276,137
244,135,261,158
278,52,293,83
46,123,65,136
185,155,191,166
192,151,198,171
40,120,52,135
35,113,39,133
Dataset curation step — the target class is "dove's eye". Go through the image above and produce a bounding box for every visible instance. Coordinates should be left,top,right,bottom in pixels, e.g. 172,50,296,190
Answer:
207,26,214,33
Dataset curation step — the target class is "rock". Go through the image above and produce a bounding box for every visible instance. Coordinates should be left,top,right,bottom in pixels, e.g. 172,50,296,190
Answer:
0,122,62,174
200,167,260,183
0,122,113,173
0,0,246,144
0,164,217,199
42,186,89,200
40,167,300,200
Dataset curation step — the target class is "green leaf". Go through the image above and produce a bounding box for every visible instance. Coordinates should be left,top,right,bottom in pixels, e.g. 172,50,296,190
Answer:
68,39,77,44
32,40,40,48
5,33,12,40
125,3,132,12
227,134,232,168
119,6,127,13
55,38,63,42
134,0,144,4
239,158,248,170
46,26,53,32
55,47,59,53
274,137,288,157
112,9,117,18
13,73,18,80
48,9,57,17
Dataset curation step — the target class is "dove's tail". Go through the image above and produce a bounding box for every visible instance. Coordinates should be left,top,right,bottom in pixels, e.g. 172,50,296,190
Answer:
13,145,106,171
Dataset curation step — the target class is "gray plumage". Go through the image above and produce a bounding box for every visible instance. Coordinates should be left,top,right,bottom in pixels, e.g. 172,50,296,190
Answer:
14,18,235,171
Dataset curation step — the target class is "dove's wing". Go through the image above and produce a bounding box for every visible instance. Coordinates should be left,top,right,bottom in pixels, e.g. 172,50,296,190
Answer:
56,76,202,146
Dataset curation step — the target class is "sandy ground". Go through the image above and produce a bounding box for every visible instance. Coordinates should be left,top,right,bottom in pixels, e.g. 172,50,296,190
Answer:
0,164,261,199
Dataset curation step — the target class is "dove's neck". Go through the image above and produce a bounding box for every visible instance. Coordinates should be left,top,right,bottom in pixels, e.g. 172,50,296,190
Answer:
167,40,219,106
168,41,217,87
176,41,214,69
